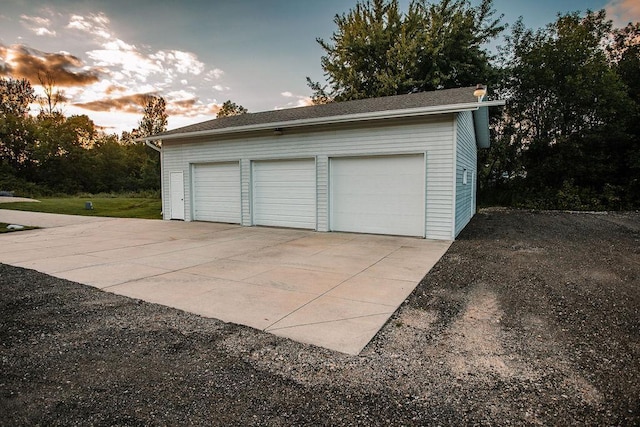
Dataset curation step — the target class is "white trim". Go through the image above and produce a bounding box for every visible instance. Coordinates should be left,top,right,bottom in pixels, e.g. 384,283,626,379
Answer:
142,100,506,142
471,171,476,215
424,151,428,238
451,116,458,239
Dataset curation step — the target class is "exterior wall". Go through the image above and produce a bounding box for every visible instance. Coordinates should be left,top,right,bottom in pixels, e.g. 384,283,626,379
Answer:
454,111,478,237
161,115,457,240
316,155,329,232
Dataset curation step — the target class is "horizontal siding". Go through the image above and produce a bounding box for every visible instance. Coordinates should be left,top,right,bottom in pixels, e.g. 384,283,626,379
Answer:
454,111,477,236
316,156,329,232
162,116,455,239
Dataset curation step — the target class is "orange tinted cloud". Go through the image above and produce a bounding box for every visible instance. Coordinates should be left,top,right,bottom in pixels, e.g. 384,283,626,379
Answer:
171,99,197,109
165,98,222,117
74,93,153,113
607,0,640,26
0,44,100,86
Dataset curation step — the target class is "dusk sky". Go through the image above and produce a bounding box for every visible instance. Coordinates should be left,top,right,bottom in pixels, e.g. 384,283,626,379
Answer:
1,0,638,134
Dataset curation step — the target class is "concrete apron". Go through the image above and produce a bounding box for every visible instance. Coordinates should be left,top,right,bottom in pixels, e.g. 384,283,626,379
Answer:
0,209,451,355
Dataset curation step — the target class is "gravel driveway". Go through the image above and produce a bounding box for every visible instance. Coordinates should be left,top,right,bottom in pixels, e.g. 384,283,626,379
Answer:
1,209,638,425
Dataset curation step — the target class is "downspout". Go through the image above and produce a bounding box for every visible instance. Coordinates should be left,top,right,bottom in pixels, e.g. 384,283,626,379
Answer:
145,140,161,153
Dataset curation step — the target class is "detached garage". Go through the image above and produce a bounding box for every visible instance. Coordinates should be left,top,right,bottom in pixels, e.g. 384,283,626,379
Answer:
145,86,504,240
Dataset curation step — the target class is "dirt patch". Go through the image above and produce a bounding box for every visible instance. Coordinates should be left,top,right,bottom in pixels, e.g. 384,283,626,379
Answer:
1,209,638,425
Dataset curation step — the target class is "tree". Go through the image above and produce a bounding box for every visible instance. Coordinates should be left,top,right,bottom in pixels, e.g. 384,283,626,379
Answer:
309,0,504,102
608,22,640,203
0,78,37,176
488,10,637,209
37,71,66,117
217,100,248,118
0,78,36,117
138,95,168,137
31,114,97,192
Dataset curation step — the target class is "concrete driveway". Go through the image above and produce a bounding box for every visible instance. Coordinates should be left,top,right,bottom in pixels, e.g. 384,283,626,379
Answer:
0,209,451,354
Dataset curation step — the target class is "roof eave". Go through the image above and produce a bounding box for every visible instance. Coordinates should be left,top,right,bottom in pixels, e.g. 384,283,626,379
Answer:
140,100,506,143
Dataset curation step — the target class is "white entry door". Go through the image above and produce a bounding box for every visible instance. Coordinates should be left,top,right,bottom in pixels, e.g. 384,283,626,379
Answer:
252,159,316,229
169,171,185,220
330,154,425,236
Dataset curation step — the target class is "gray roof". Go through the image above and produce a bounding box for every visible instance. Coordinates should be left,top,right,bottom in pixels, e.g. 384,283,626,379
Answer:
155,86,480,138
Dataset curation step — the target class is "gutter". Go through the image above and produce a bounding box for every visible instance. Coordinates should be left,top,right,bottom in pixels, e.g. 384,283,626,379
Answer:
140,99,506,143
145,140,161,152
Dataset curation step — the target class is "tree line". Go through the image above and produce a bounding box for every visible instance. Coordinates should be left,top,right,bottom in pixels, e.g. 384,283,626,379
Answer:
0,78,167,196
309,0,639,210
0,71,251,197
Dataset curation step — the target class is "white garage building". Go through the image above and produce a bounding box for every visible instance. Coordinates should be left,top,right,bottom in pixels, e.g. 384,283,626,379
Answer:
144,86,503,240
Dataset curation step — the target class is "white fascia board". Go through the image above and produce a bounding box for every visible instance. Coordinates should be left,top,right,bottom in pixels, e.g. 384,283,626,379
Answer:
142,100,506,142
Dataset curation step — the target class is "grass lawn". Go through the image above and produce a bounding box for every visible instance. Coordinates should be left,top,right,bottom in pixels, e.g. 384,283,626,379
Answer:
0,197,162,219
0,222,38,233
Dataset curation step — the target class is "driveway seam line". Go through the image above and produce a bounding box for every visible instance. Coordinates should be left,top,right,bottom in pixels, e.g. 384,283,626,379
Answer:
262,254,393,330
265,311,395,331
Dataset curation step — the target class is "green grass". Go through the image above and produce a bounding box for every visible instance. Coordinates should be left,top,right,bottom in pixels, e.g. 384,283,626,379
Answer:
0,197,162,219
0,222,38,233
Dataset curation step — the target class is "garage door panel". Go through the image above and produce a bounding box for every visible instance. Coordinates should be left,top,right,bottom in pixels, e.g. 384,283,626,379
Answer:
193,162,241,223
252,159,316,229
330,155,425,237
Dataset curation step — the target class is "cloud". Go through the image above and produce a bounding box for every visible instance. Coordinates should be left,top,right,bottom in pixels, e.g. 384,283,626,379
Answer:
151,50,204,75
159,89,227,118
204,68,224,81
74,92,154,113
105,84,127,95
20,14,57,37
87,44,162,82
606,0,640,27
0,44,100,86
74,88,220,120
167,100,220,118
275,91,313,109
66,13,111,39
72,15,206,85
3,9,229,133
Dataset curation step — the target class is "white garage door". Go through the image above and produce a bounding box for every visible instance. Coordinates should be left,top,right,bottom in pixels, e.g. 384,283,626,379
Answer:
252,159,316,229
330,154,425,237
193,162,241,223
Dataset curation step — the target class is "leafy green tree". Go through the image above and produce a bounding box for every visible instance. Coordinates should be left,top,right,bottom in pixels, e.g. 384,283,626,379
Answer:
1,78,35,116
138,95,168,137
608,22,640,103
608,22,640,203
217,100,248,118
122,95,168,191
0,78,37,178
0,114,36,177
309,0,504,102
31,114,97,192
489,10,637,209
